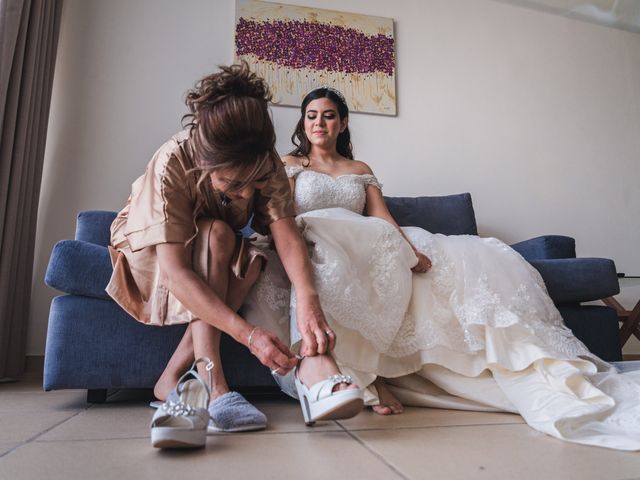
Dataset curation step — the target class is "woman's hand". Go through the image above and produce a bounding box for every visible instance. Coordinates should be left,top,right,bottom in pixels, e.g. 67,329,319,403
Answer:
270,217,336,357
412,251,432,273
296,294,336,356
248,327,298,375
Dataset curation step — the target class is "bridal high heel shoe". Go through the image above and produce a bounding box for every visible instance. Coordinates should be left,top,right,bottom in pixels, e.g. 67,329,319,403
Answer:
150,357,213,448
294,369,364,426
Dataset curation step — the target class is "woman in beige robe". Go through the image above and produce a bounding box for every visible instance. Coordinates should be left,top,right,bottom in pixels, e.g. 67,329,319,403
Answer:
106,64,358,431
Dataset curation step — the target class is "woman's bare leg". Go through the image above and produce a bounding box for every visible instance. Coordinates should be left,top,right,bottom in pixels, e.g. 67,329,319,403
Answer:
153,221,262,401
371,377,403,415
153,324,195,401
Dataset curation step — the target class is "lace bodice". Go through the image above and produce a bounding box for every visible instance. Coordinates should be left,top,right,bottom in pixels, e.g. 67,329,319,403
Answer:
285,165,382,215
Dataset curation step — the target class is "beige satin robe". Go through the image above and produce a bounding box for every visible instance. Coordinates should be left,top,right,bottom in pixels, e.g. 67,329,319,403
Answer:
106,130,294,326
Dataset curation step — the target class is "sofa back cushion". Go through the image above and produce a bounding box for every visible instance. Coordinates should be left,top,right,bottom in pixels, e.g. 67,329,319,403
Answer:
384,193,478,235
74,192,478,250
76,210,117,246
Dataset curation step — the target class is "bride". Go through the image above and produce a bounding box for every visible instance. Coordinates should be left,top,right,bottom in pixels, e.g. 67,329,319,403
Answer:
242,86,640,450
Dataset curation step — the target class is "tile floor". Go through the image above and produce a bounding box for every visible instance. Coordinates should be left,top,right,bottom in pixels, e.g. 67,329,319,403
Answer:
1,367,640,480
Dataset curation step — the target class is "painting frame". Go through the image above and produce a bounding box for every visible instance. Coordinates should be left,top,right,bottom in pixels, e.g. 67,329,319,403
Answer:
234,0,397,116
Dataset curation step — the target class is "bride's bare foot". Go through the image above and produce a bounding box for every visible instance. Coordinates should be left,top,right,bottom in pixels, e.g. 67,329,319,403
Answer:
297,355,359,392
372,377,403,415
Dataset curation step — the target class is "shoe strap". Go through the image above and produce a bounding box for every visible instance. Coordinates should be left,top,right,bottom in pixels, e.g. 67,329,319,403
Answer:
309,374,354,401
175,357,214,400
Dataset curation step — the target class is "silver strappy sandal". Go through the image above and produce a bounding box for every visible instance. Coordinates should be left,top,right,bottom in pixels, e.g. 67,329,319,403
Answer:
150,357,213,449
294,369,364,426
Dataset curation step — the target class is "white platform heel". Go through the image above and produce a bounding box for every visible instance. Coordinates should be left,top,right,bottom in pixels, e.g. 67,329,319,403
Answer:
150,357,213,448
294,370,364,426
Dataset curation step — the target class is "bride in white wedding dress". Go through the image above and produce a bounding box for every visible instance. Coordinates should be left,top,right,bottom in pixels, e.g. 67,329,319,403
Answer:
242,87,640,450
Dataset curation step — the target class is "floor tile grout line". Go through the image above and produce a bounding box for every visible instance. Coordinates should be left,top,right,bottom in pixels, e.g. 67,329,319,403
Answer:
337,421,526,433
0,409,87,459
11,421,529,446
0,409,90,414
34,436,152,444
28,421,528,445
336,422,412,480
33,428,348,443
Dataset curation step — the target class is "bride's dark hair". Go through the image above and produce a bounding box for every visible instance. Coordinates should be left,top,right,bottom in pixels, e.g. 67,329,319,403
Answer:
289,87,354,160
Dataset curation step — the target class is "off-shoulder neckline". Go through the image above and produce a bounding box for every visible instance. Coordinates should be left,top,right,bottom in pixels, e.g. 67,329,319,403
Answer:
285,165,375,181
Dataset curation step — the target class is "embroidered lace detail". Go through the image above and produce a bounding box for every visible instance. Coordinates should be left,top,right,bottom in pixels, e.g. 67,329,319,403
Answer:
384,231,592,360
291,170,381,215
287,170,592,362
245,242,291,329
285,165,304,178
362,174,382,191
254,258,289,312
262,167,593,363
301,213,415,354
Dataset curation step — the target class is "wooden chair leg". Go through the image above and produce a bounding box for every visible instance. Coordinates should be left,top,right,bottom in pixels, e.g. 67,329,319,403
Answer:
620,301,640,347
603,297,640,349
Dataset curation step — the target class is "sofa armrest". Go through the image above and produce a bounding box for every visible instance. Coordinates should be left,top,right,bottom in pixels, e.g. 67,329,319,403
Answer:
529,258,619,303
45,240,112,300
510,235,576,260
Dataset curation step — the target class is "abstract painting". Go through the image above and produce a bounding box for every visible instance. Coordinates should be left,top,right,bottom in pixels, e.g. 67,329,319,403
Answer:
235,0,397,115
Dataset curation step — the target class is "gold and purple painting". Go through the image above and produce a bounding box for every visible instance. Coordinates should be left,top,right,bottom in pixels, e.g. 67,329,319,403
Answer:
234,0,396,115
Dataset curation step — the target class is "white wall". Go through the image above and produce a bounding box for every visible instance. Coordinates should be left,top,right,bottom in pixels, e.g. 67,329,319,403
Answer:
31,0,640,355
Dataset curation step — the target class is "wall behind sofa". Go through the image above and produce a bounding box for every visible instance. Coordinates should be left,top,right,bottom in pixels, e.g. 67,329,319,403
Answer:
31,0,640,355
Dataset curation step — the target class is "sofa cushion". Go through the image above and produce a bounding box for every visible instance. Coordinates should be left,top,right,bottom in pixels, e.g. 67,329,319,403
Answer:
384,193,478,235
529,258,619,303
44,295,185,389
44,295,275,390
45,240,112,299
510,235,576,260
76,210,117,246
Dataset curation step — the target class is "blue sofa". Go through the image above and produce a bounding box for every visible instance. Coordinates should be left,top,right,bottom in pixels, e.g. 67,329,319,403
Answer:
44,193,622,402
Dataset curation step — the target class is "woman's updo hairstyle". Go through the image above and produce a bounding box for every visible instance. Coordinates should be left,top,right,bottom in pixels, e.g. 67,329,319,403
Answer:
289,87,354,160
183,62,277,189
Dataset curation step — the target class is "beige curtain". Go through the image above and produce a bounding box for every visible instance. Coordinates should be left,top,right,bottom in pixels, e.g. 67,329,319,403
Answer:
0,0,63,379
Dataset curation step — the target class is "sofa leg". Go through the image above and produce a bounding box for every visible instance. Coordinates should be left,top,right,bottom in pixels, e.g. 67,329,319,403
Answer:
87,389,108,403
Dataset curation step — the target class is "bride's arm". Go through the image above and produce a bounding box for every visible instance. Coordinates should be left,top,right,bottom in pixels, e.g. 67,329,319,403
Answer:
363,172,432,274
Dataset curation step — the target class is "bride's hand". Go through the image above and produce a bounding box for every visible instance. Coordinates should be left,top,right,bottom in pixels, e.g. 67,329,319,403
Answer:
412,251,432,273
296,294,336,356
248,327,298,375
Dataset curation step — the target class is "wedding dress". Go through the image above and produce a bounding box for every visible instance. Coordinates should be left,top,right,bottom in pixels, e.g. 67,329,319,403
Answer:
241,165,640,450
